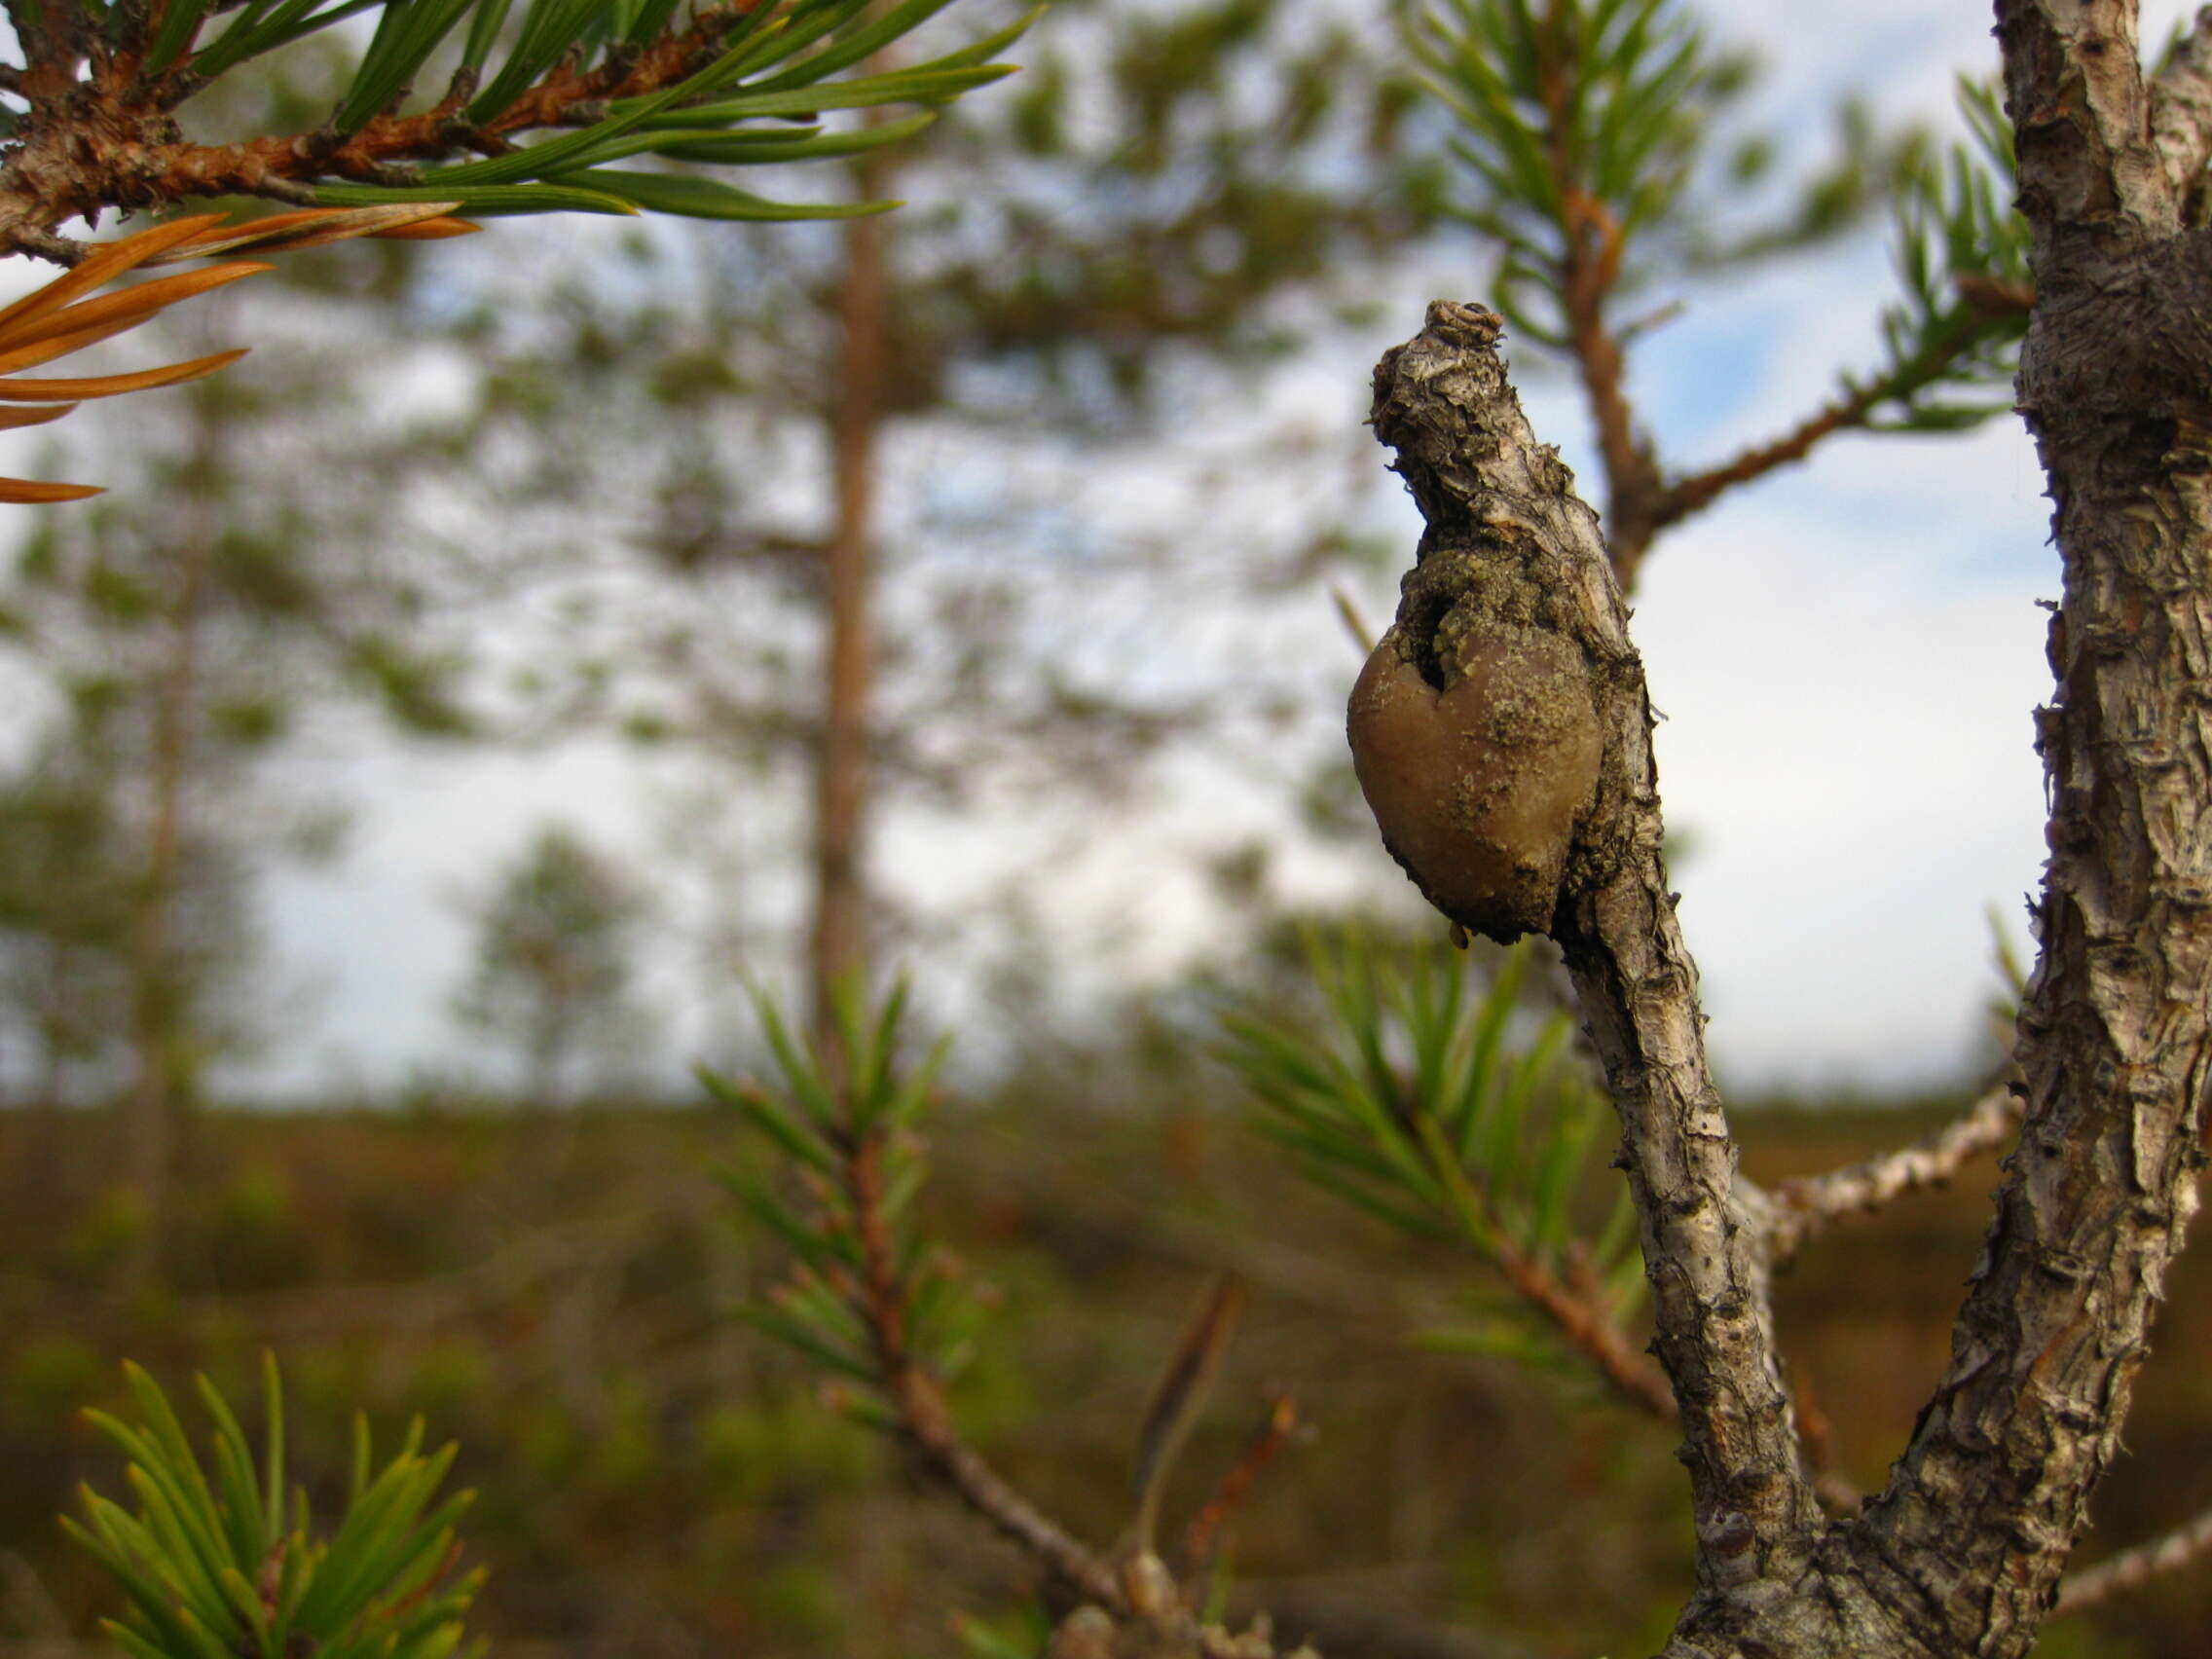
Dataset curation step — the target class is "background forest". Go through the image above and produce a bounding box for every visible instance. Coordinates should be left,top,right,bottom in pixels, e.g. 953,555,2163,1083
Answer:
0,0,2196,1655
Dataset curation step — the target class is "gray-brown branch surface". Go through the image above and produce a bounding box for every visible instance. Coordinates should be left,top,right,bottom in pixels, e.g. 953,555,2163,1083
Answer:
2152,4,2212,223
1768,1085,2025,1266
1363,125,2212,1630
2056,1500,2212,1614
1835,6,2212,1654
1364,303,1821,1612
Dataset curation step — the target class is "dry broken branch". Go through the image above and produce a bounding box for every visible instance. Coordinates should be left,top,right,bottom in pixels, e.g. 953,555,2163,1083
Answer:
1767,1084,2025,1266
1364,302,1819,1602
2055,1501,2212,1615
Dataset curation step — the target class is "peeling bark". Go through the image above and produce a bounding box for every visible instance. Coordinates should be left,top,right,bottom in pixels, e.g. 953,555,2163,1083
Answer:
1367,305,1821,1612
1363,58,2212,1621
1840,6,2212,1653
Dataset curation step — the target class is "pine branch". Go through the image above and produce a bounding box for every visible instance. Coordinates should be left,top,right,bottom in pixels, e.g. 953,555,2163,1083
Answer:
1226,934,1658,1423
1365,302,1820,1592
1558,196,1661,589
1653,382,1892,530
1836,4,2212,1646
895,1377,1130,1614
2054,1501,2212,1616
0,0,1023,243
1491,1229,1675,1421
842,1129,1126,1612
6,0,757,228
1766,1084,2024,1266
719,985,1125,1614
1649,282,2026,534
1534,23,1660,588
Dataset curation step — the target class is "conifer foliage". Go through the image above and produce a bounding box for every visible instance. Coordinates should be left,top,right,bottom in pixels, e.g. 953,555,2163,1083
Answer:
65,1361,482,1659
1407,0,2031,584
0,0,1025,493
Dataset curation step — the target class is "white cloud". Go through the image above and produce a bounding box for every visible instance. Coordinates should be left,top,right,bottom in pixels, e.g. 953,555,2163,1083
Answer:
1634,479,2051,1088
34,0,2111,1101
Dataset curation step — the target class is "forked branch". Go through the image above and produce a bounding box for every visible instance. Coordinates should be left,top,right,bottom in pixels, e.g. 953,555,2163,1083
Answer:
730,995,1331,1657
1837,4,2212,1652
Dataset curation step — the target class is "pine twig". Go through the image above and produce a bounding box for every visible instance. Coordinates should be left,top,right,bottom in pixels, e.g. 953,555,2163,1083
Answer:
1650,288,2024,536
0,0,774,244
1177,1395,1300,1574
1491,1216,1675,1423
4,226,88,266
1766,1085,2023,1266
839,1129,1126,1612
1652,379,1893,532
1536,38,1662,590
2055,1502,2212,1616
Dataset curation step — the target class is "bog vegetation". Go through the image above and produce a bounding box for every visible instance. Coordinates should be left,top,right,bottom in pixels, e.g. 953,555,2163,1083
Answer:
0,0,2206,1655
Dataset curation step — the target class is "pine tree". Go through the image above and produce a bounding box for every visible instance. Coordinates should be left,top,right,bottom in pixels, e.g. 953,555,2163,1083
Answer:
713,4,2212,1657
361,0,1444,1044
42,0,2212,1656
451,822,654,1108
0,0,1024,1237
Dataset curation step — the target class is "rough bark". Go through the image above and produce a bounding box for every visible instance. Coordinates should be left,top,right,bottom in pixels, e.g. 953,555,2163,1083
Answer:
1838,5,2212,1652
1366,305,1821,1611
1363,58,2212,1622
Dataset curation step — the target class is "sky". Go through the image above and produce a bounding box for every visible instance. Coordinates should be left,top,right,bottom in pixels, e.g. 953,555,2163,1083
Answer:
7,0,2196,1102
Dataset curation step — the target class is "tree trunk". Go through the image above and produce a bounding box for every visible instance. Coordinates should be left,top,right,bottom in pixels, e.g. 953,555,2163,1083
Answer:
1834,7,2212,1651
809,144,890,1045
119,447,213,1263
